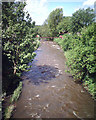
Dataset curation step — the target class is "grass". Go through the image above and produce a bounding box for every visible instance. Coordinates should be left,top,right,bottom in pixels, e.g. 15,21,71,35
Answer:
10,81,22,103
4,105,15,118
4,81,23,119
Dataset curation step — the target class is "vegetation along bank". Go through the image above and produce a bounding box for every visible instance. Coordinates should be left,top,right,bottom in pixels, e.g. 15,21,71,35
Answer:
2,2,40,119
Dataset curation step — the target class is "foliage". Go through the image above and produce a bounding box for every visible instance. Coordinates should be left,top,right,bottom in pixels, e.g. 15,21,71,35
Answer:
34,25,41,37
4,81,22,119
54,33,80,51
70,7,95,33
56,16,71,34
2,2,39,75
54,23,96,99
4,104,15,118
38,8,63,40
38,23,50,39
83,76,96,98
47,8,63,37
10,81,22,103
2,2,40,118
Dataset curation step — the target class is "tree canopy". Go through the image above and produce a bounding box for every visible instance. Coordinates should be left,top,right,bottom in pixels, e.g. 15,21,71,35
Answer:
2,2,39,76
47,8,63,37
56,16,71,33
70,7,95,33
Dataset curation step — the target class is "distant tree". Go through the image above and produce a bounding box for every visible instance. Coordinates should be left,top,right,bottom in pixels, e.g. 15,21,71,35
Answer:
47,8,63,37
71,7,95,33
37,21,50,38
57,16,71,34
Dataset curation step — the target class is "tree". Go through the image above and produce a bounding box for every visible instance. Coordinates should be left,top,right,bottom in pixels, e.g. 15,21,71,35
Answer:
38,21,50,39
47,8,63,37
71,7,95,33
57,16,71,34
2,2,39,76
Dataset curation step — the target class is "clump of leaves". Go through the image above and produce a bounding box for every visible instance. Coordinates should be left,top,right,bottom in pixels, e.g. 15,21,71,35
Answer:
4,81,22,119
2,2,40,76
4,105,15,118
10,81,22,103
83,76,96,99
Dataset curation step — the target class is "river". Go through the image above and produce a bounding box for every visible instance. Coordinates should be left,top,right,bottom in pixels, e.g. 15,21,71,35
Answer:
13,40,94,119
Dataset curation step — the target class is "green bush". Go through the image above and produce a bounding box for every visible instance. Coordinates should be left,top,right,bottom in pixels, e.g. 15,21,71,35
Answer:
54,33,81,51
10,81,22,103
54,23,96,99
2,2,40,76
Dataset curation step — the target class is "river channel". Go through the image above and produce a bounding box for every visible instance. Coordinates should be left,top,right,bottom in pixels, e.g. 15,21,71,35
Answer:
13,40,94,119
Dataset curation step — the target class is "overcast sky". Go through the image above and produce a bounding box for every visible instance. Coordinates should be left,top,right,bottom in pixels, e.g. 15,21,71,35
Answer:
24,0,95,25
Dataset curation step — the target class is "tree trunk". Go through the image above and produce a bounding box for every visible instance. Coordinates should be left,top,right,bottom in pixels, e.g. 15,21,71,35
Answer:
13,61,16,75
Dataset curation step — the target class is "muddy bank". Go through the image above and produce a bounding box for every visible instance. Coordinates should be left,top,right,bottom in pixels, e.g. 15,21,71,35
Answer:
13,40,94,118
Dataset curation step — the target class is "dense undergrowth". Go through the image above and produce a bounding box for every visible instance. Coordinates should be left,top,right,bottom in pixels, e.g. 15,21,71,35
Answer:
54,23,96,99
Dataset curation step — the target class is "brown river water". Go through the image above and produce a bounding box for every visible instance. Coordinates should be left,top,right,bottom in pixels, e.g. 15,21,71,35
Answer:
13,40,95,119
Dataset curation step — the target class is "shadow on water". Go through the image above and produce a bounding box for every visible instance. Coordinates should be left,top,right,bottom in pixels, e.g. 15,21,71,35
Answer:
22,65,60,85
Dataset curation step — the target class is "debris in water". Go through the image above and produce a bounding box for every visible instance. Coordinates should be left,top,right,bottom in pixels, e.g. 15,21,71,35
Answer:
46,104,49,108
51,85,56,88
57,47,60,50
58,70,62,74
30,113,38,117
73,111,83,119
55,67,58,70
36,115,41,118
35,95,40,98
52,45,55,47
28,102,32,105
43,107,46,110
81,89,85,93
55,64,59,66
43,106,49,111
55,73,60,77
55,64,59,68
58,87,66,92
28,98,31,101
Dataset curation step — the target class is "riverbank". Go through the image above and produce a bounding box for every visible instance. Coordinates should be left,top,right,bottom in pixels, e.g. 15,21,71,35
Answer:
2,81,22,119
54,31,96,100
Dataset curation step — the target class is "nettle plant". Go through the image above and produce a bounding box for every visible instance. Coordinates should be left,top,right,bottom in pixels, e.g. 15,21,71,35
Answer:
2,2,39,76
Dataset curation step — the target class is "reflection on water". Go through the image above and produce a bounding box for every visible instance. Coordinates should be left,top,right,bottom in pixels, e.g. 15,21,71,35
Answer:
13,40,94,118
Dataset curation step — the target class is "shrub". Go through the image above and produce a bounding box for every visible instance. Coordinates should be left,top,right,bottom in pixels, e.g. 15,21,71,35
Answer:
54,23,96,98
